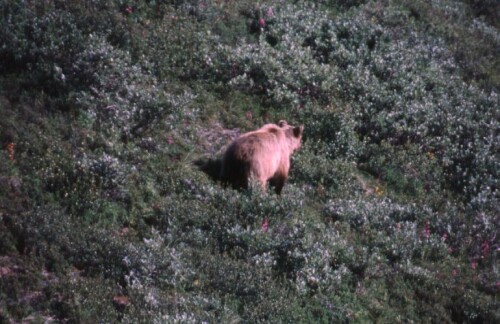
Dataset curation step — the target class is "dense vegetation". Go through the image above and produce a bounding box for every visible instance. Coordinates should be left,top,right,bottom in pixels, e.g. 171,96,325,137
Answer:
0,0,498,322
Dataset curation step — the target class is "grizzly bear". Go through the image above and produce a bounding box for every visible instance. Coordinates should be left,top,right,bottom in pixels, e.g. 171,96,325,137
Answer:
220,120,304,194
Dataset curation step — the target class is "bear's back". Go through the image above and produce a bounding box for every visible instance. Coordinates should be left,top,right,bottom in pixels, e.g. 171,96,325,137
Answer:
228,125,283,160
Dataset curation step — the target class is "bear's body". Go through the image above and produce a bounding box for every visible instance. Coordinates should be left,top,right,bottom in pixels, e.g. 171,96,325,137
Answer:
220,120,303,194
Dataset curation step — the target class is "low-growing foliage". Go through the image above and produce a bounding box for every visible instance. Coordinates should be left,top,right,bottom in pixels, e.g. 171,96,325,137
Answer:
0,0,498,322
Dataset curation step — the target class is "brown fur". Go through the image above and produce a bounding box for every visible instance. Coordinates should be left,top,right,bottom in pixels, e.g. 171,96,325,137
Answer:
220,120,304,194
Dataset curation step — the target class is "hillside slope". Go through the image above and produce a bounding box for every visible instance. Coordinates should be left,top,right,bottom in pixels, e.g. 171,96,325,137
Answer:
1,0,498,322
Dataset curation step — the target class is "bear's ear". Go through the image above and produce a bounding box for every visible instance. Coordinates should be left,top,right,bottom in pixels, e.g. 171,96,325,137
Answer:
278,120,288,127
293,125,304,138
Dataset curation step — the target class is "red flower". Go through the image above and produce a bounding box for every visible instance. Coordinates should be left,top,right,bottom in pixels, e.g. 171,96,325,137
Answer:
125,6,133,14
6,142,15,161
113,295,131,309
258,18,266,28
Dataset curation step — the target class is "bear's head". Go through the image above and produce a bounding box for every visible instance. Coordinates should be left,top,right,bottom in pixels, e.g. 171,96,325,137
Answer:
278,120,304,151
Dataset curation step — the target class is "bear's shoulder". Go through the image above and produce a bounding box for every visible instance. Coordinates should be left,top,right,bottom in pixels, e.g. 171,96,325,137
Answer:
238,124,283,139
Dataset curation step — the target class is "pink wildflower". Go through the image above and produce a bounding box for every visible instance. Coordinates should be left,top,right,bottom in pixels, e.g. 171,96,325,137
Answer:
421,220,431,238
395,222,401,231
266,7,274,17
258,18,266,28
471,261,478,270
481,240,490,258
261,218,269,232
125,6,133,14
452,269,458,277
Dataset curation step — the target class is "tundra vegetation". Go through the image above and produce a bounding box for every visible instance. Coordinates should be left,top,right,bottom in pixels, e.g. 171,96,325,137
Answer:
0,0,498,322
